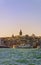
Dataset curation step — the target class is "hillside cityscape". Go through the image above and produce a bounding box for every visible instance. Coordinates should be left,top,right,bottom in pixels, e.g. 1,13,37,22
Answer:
0,30,41,48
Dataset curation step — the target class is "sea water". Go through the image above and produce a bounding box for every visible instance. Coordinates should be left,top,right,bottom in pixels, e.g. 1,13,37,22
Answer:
0,48,41,65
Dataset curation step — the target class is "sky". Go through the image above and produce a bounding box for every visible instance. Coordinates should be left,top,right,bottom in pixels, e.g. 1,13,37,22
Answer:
0,0,41,37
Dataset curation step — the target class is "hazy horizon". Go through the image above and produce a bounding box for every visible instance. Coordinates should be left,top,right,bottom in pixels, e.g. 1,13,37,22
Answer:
0,0,41,37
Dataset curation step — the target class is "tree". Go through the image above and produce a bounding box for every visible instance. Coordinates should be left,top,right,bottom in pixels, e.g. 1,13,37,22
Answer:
31,34,36,38
12,34,14,38
25,34,29,39
19,30,22,36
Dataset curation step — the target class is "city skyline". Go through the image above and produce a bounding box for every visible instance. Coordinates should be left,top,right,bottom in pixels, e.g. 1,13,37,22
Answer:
0,0,41,37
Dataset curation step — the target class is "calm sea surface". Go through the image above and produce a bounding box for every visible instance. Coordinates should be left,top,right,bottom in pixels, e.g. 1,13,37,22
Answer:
0,48,41,65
